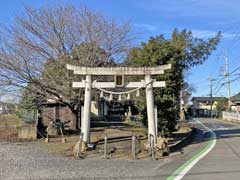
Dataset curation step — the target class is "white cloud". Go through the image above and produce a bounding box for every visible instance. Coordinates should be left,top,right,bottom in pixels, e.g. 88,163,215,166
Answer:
192,29,236,39
134,23,157,32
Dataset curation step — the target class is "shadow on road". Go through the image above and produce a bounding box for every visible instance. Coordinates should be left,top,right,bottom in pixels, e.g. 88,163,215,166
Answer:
188,119,240,145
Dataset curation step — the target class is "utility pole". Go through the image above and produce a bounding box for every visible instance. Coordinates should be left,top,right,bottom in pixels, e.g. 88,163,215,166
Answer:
225,55,231,110
219,51,231,110
209,78,215,118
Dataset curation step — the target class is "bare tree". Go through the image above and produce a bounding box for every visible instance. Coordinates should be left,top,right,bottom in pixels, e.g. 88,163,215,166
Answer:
0,4,133,109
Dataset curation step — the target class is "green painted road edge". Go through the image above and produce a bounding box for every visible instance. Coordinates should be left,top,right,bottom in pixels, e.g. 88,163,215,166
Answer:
166,121,216,180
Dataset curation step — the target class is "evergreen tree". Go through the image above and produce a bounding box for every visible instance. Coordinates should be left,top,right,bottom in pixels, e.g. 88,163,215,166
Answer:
126,29,221,135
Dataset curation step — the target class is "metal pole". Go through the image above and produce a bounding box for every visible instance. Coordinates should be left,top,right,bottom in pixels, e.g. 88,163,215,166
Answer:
104,135,107,159
132,135,136,160
225,55,231,110
209,78,213,118
219,52,231,110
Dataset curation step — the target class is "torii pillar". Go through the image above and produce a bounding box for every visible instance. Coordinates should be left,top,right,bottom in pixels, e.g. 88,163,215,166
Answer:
82,75,92,143
145,74,157,144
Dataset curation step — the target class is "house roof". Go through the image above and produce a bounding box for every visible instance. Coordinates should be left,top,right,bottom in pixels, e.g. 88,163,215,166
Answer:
230,93,240,102
191,97,227,102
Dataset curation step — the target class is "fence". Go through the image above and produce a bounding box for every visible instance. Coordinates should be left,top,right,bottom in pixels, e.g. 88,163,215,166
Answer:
222,111,240,122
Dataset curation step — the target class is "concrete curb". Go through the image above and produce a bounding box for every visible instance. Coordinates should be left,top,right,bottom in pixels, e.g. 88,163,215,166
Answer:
218,118,240,125
169,128,196,153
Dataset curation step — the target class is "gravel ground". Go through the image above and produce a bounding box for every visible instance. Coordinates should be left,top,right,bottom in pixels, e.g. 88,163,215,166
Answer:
0,141,167,180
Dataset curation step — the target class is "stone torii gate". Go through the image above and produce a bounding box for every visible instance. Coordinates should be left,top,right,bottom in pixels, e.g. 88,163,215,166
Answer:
66,64,171,145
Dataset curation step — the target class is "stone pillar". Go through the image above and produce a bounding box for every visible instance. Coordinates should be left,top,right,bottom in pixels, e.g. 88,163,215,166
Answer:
104,101,108,116
145,74,156,145
82,75,92,143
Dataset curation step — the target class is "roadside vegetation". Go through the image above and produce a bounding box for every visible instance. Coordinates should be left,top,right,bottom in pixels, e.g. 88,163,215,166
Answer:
0,114,21,140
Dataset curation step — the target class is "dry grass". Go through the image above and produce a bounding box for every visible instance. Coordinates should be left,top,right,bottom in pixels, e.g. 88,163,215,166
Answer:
38,123,148,159
38,135,79,157
0,114,21,126
0,114,21,140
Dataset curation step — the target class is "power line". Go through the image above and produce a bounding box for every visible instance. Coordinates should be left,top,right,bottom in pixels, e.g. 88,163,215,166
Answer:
213,76,240,95
230,65,240,75
226,76,240,84
214,83,225,95
213,76,225,93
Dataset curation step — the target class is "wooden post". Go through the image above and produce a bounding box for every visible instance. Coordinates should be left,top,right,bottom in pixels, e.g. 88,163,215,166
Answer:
45,130,49,143
59,127,66,143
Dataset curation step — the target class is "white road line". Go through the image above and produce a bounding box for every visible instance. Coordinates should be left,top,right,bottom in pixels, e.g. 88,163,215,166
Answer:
167,119,216,180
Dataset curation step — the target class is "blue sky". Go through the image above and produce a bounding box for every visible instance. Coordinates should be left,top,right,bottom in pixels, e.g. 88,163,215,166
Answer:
1,0,240,98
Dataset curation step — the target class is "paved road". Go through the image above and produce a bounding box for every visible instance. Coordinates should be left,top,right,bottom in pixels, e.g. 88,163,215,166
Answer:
154,118,240,180
1,118,240,180
181,118,240,180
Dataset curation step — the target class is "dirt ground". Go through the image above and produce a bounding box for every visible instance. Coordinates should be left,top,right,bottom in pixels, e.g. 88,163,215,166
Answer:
38,121,192,160
38,122,146,158
0,115,192,160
